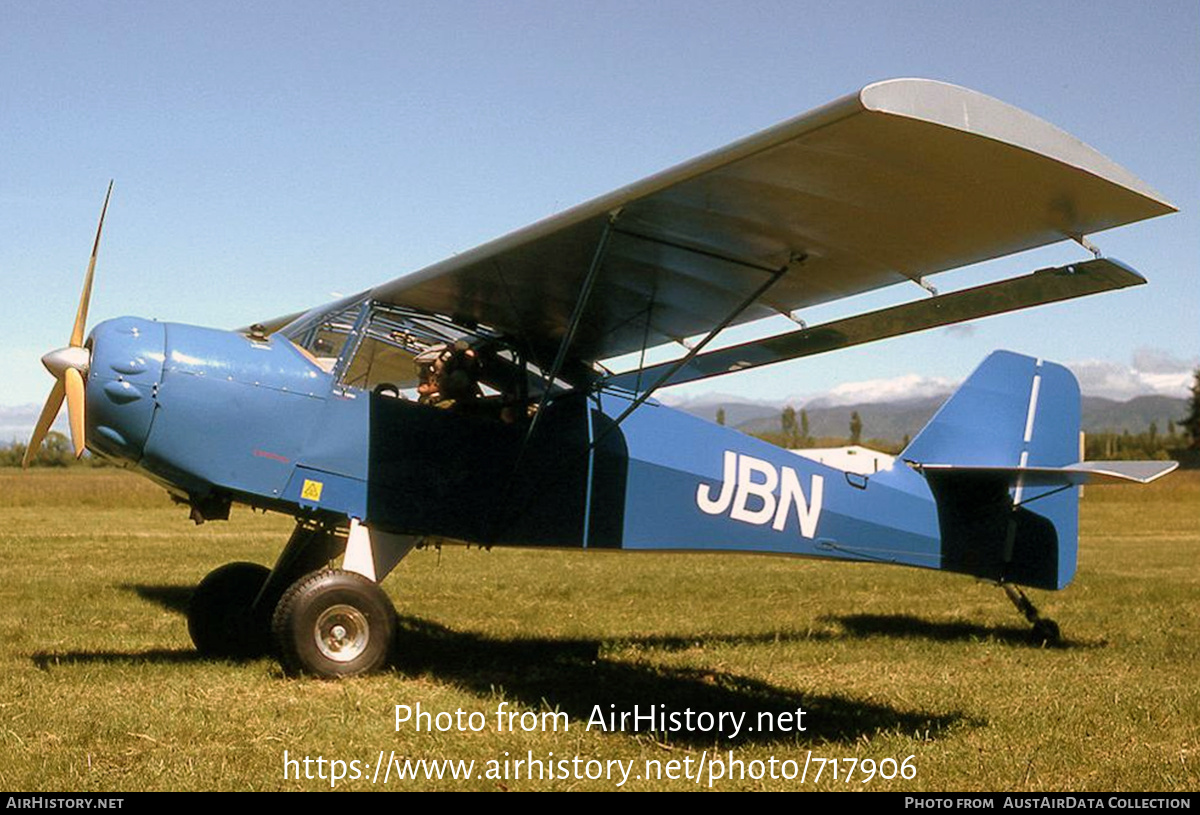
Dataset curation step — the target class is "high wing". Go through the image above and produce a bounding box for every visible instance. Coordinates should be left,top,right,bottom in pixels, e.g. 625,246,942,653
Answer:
296,79,1176,380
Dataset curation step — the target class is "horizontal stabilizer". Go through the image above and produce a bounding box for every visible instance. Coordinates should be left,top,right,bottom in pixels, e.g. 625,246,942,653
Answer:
607,258,1145,390
911,459,1178,487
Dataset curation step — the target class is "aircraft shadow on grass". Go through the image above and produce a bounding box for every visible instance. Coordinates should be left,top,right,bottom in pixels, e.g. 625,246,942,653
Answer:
31,648,208,668
822,614,1105,650
385,615,978,746
25,582,983,746
116,581,1098,651
123,583,192,615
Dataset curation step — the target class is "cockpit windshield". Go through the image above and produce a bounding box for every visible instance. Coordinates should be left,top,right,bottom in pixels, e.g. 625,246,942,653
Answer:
341,306,490,396
283,298,533,413
278,292,368,372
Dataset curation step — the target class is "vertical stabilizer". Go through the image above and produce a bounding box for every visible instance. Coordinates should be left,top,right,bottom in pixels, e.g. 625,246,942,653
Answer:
903,351,1080,589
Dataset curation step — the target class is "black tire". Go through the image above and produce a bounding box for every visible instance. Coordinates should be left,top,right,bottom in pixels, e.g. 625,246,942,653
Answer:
272,569,396,678
188,562,273,659
1032,618,1061,645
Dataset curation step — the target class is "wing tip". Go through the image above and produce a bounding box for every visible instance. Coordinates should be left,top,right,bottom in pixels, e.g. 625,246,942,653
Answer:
857,78,1177,214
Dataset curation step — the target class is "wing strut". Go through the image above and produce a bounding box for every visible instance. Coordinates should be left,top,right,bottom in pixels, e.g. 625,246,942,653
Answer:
604,257,1146,391
500,210,622,540
1071,234,1103,259
591,254,804,449
521,209,621,451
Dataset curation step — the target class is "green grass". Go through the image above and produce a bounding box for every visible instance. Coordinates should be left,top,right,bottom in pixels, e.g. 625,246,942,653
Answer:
0,469,1196,791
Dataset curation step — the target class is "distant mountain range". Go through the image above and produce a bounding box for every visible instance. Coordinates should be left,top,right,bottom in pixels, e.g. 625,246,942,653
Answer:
668,393,1189,443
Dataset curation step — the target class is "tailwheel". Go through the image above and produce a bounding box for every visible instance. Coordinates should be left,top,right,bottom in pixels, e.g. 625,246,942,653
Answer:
1031,617,1061,645
272,569,396,678
1001,583,1062,645
188,562,273,658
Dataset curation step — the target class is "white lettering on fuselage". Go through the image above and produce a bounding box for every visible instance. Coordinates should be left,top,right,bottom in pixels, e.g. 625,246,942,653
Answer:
696,451,823,538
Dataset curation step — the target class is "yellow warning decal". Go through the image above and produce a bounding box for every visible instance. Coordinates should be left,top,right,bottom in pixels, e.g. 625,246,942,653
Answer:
301,479,324,502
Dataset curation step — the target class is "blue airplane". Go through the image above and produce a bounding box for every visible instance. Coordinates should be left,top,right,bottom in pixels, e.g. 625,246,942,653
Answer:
25,80,1177,678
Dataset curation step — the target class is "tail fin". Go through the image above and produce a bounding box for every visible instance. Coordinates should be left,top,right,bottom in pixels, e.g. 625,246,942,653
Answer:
903,351,1081,590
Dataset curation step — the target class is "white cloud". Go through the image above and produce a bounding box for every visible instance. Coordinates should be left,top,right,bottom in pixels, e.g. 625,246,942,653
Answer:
789,351,1194,408
803,373,955,407
1131,348,1197,376
656,390,764,409
0,403,68,445
942,323,977,338
1069,358,1194,401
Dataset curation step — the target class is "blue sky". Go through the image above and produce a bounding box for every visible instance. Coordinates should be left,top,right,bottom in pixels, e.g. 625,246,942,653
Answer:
2,1,1196,416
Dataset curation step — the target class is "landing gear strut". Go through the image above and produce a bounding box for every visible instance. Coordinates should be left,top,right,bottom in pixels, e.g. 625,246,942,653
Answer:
1002,583,1061,645
186,519,415,678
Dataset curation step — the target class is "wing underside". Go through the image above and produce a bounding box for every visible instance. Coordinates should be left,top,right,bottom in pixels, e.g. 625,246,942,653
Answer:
365,79,1172,371
256,80,1173,384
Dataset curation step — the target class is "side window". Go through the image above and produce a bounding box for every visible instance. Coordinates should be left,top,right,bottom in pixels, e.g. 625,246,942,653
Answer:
306,327,353,372
341,333,422,394
330,302,529,415
337,308,443,397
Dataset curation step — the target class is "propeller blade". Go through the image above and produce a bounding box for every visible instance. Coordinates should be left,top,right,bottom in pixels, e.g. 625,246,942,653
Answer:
70,180,113,349
64,367,87,458
23,378,66,468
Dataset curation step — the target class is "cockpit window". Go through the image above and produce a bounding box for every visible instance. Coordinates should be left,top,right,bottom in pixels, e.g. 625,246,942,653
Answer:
285,298,543,417
340,318,428,393
336,303,515,399
279,294,367,372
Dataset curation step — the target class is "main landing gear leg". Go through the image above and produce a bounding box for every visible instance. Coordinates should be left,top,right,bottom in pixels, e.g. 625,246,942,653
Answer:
1001,582,1061,645
188,519,419,677
271,519,419,679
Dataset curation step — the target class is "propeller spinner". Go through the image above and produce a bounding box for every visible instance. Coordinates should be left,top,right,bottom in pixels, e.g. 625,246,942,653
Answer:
24,181,113,467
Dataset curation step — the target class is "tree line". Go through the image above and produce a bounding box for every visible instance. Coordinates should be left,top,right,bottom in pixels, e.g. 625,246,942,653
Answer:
744,367,1200,462
751,407,907,454
0,432,111,468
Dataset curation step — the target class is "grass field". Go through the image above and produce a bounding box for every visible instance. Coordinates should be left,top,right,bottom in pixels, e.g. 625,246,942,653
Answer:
0,468,1196,791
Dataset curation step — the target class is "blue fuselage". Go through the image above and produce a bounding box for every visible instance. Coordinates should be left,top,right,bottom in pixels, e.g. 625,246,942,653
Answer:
86,316,947,574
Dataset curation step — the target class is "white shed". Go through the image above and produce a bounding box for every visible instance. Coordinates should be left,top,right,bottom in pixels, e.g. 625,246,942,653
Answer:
789,445,896,475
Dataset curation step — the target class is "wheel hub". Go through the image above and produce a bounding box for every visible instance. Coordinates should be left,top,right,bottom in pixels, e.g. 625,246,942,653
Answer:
314,604,369,662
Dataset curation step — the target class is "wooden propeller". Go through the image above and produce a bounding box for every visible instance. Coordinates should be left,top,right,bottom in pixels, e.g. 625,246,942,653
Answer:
24,181,112,467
